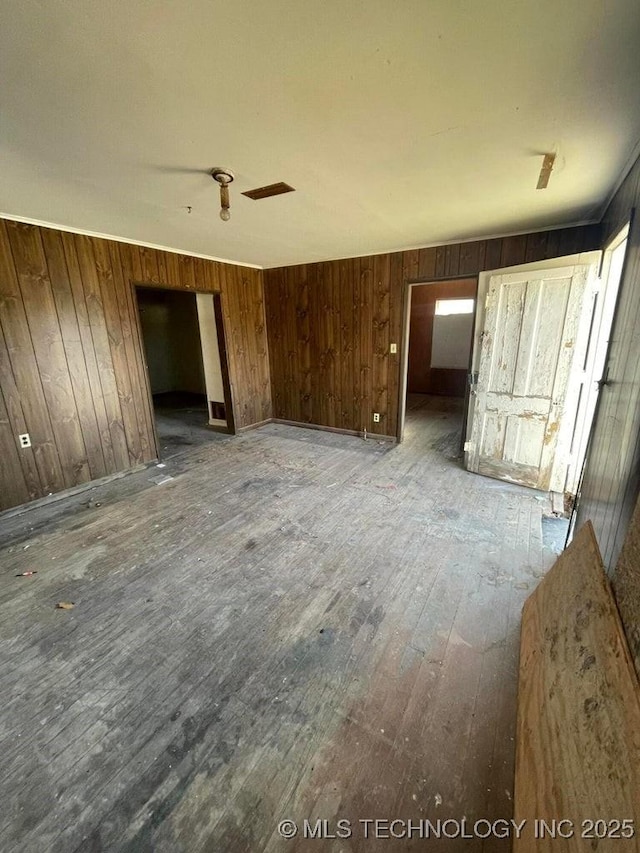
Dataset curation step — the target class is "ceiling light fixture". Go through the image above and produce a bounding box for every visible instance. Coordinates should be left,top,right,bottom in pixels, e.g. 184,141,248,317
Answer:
211,167,235,221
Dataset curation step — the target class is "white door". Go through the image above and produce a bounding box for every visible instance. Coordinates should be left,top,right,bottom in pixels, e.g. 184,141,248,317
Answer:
466,266,589,491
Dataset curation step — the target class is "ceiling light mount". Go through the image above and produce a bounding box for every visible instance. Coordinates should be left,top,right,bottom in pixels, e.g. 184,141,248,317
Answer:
211,167,235,221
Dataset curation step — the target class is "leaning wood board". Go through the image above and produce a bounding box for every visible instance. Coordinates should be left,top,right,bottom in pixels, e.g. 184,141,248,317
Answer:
614,491,640,682
515,522,640,851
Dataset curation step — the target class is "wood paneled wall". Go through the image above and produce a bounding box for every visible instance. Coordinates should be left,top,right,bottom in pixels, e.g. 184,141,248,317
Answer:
577,153,640,571
0,219,271,511
264,225,601,437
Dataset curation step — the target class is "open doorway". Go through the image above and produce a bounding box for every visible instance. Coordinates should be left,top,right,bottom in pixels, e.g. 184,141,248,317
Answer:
135,286,233,459
402,278,477,454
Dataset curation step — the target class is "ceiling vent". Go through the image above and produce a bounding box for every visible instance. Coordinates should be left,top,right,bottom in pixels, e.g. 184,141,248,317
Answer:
242,182,295,200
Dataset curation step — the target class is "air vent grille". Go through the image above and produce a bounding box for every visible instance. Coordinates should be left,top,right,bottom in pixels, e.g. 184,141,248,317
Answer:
242,182,295,201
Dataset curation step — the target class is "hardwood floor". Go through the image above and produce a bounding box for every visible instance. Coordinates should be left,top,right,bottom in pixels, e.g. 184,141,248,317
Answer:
152,391,225,461
0,395,552,852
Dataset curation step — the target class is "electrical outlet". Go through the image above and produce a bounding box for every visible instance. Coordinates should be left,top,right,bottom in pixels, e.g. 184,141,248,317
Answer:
373,413,380,423
390,343,397,354
19,433,31,448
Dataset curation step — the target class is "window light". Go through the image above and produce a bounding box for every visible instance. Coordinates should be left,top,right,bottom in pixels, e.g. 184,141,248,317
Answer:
435,298,475,316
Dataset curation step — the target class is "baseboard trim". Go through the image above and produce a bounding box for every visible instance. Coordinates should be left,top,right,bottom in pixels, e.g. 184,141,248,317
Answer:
271,418,397,442
0,462,152,521
0,417,397,518
236,418,274,433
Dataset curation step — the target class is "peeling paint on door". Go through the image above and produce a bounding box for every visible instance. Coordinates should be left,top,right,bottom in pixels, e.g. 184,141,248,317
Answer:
467,266,589,491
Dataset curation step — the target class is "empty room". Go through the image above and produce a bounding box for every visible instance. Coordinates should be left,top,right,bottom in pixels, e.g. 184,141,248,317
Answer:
2,2,640,851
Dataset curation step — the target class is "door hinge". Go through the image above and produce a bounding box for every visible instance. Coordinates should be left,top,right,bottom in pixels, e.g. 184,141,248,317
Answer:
597,364,611,390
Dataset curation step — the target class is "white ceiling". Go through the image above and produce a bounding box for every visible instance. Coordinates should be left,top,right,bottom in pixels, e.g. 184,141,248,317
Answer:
2,0,640,269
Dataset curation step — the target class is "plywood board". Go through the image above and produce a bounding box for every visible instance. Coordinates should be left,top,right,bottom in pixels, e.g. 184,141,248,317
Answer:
514,522,640,851
613,491,640,682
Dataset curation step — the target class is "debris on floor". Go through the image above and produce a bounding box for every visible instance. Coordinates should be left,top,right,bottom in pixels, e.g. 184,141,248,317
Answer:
542,515,570,555
16,571,37,577
149,474,174,486
56,601,75,610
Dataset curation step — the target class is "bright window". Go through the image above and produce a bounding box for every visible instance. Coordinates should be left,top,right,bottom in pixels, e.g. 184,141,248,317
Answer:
435,298,475,316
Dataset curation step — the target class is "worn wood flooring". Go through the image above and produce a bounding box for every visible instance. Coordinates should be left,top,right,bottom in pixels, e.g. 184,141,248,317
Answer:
0,395,553,852
152,392,222,461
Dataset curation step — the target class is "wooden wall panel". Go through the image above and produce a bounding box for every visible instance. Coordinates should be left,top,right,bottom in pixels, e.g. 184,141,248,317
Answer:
264,224,601,437
577,153,640,572
0,219,271,511
0,384,31,510
92,236,142,469
60,232,117,474
7,224,91,490
0,221,66,494
109,242,154,462
40,230,107,481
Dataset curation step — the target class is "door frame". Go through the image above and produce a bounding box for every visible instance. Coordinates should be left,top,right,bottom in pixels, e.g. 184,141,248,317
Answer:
397,275,480,442
131,281,237,461
568,214,634,541
564,223,629,494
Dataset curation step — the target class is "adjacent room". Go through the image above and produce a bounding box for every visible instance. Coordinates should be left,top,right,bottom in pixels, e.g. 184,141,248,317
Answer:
2,1,640,851
136,286,230,458
404,279,477,457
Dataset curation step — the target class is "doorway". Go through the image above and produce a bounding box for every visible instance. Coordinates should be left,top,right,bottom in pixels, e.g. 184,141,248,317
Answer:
135,286,233,459
565,224,629,496
566,223,630,540
401,277,477,452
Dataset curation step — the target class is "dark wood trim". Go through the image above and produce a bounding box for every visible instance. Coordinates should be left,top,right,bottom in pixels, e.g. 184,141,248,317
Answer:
396,275,413,442
236,418,273,433
405,271,484,285
0,462,150,520
213,291,236,435
130,283,161,460
272,418,397,442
